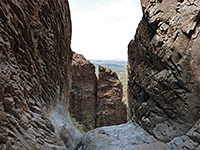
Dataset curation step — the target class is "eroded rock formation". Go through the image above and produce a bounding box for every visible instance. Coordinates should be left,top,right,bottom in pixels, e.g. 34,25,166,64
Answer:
2,0,200,149
0,0,81,149
70,54,127,130
96,65,127,127
81,0,200,149
70,52,97,130
128,0,200,143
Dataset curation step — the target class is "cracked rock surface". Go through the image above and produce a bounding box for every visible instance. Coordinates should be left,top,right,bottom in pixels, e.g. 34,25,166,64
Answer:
70,52,97,130
0,0,81,149
128,0,200,142
70,54,127,130
82,121,169,150
1,0,200,149
96,65,127,128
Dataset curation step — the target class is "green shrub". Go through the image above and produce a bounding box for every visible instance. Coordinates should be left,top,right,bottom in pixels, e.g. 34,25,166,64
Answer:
74,83,79,88
70,115,89,135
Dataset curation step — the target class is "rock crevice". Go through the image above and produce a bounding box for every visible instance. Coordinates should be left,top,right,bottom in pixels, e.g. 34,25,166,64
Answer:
70,53,127,130
80,0,200,149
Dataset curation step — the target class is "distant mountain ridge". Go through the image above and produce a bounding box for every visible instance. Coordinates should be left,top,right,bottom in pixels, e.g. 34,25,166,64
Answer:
89,59,127,73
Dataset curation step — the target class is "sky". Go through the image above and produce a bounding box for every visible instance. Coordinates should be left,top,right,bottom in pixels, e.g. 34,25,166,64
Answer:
68,0,142,60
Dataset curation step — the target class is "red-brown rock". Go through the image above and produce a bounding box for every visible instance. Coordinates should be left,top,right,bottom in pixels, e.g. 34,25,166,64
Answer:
96,65,127,127
0,0,81,149
70,52,97,130
70,54,127,129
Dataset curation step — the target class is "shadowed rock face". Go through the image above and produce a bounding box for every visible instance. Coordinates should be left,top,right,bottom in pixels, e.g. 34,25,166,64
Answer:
70,52,97,130
70,54,127,129
0,0,81,149
128,0,200,142
96,65,127,127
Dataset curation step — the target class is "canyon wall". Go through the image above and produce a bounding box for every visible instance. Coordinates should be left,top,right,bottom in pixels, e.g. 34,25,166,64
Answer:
0,0,81,149
96,65,127,127
70,53,127,130
128,0,200,142
82,0,200,149
1,0,200,149
70,53,97,130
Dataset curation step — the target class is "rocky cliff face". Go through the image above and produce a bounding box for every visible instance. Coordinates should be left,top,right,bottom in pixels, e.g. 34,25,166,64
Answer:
2,0,200,149
128,0,200,142
96,65,127,127
70,52,97,130
70,54,127,130
81,1,200,149
0,0,81,149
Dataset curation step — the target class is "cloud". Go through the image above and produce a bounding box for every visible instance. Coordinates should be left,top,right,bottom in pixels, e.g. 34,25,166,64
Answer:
69,0,142,60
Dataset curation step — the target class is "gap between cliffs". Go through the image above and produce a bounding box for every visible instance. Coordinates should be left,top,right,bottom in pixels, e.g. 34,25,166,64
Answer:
69,52,127,132
1,0,200,149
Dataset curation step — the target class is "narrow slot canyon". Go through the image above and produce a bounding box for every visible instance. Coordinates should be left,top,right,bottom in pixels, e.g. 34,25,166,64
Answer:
0,0,200,150
69,52,127,132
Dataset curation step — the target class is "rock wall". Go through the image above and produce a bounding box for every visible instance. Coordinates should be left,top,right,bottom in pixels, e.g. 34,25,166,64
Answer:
2,0,199,149
70,52,97,130
128,0,200,142
70,54,127,129
81,0,200,149
0,0,81,149
96,65,127,127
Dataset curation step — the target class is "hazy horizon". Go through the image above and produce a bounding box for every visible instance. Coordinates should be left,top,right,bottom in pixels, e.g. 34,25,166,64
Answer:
68,0,142,61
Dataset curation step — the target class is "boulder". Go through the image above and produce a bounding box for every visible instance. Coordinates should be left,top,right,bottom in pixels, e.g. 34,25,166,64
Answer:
82,121,166,150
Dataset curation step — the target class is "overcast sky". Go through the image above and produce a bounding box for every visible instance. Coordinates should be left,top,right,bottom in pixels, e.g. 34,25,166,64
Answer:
68,0,142,60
